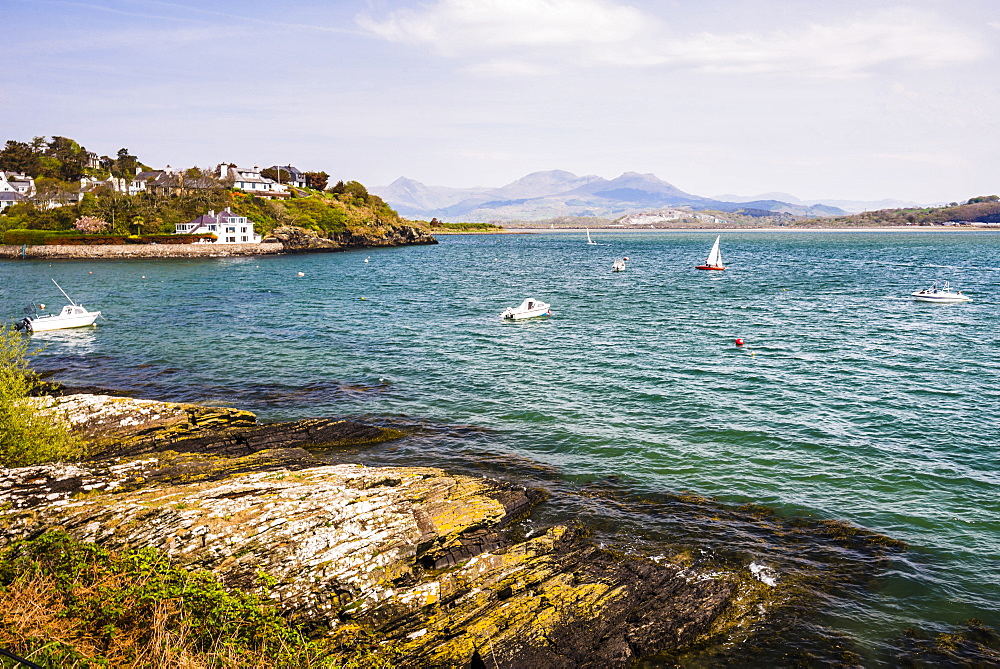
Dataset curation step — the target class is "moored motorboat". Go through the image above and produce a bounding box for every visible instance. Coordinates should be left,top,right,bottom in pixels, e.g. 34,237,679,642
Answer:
911,282,971,303
500,298,551,320
14,280,102,332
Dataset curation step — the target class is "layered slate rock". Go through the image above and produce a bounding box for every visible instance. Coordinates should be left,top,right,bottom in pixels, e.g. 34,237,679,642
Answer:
2,394,740,667
264,224,437,252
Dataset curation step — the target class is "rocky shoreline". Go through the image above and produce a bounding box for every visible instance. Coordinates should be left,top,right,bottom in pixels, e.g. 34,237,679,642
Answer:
2,394,743,667
6,393,992,666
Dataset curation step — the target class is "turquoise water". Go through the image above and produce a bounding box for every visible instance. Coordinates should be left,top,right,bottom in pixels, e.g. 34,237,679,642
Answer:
4,230,998,661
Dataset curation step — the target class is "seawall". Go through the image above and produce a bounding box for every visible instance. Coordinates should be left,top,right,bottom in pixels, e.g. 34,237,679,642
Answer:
0,242,285,259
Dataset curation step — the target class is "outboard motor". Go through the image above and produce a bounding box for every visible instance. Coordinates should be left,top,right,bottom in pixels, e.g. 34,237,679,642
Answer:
15,317,32,333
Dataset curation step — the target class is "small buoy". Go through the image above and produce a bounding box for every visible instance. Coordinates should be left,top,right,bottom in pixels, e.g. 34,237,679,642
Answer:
297,272,304,277
141,276,146,279
360,297,365,300
38,304,45,310
88,271,93,274
364,257,370,263
735,338,745,347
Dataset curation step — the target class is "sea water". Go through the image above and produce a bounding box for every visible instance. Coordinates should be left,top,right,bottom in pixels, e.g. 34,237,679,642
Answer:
3,230,998,662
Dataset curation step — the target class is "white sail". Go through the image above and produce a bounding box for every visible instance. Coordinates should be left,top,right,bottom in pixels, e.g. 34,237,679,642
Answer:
705,236,722,266
586,228,596,244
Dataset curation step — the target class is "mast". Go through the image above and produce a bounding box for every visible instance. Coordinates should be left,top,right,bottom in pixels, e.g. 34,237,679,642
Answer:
51,279,77,306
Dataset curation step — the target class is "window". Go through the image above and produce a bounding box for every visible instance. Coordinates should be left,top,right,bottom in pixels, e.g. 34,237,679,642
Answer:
241,236,248,242
208,225,217,231
226,236,236,242
226,226,236,233
240,227,247,233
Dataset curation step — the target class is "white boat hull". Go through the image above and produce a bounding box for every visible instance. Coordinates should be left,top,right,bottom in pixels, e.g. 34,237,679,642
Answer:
20,311,101,331
502,307,551,320
500,298,551,320
912,293,970,303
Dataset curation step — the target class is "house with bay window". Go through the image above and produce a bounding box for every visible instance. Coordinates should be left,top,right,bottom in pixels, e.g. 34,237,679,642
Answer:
175,208,262,244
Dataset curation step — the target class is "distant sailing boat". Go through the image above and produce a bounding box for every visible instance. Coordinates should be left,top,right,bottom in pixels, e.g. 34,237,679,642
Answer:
695,236,726,270
586,228,597,245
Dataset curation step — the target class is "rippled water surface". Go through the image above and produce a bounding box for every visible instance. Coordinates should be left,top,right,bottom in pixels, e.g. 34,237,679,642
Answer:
4,230,998,662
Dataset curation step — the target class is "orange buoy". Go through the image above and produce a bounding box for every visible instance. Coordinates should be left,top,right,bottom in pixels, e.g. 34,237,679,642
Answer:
735,338,745,347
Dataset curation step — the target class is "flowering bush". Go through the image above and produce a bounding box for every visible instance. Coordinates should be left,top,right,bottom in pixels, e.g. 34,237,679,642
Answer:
73,216,109,233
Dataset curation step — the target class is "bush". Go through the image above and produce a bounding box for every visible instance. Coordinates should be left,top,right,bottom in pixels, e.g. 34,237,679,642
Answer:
0,530,400,667
1,230,216,245
0,325,82,467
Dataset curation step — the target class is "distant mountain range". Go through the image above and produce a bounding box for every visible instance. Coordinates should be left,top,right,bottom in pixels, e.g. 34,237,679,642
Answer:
371,171,902,223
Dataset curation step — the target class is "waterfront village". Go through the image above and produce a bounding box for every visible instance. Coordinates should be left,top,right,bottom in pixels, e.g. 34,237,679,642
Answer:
0,164,307,243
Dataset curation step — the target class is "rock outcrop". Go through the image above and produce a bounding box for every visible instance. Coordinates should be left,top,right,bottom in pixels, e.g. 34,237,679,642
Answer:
1,394,743,667
264,224,437,252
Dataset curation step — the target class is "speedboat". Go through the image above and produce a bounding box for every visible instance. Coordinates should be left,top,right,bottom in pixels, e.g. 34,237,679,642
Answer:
14,280,102,332
500,298,551,320
911,282,971,303
16,304,101,332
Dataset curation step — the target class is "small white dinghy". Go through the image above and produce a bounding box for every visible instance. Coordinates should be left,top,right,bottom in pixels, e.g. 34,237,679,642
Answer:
911,282,971,303
612,257,628,272
500,298,551,320
15,280,102,332
696,236,725,270
586,228,598,245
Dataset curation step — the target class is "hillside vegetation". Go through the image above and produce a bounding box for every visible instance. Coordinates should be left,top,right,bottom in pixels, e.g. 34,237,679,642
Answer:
824,196,1000,227
0,135,428,242
0,181,418,241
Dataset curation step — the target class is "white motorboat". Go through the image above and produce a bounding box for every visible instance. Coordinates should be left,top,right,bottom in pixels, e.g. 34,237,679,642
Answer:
911,282,971,303
15,280,102,332
500,298,551,320
612,257,628,272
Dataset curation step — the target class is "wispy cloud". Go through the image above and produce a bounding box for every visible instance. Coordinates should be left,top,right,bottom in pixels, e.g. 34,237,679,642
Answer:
359,1,987,77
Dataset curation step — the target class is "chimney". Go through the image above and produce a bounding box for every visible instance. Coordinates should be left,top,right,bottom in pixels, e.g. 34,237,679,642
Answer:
209,209,215,218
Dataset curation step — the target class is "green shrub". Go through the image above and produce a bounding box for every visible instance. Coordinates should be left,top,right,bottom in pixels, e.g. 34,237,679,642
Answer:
0,530,400,667
1,230,215,245
0,325,82,467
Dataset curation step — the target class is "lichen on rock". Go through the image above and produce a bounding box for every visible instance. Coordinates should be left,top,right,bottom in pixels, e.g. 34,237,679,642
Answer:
2,393,746,667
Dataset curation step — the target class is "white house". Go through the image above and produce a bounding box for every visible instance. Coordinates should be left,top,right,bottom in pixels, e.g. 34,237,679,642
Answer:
218,164,290,199
0,172,35,212
175,208,261,244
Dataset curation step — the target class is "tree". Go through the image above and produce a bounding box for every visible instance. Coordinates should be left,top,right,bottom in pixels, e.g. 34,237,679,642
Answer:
304,171,329,190
260,167,282,183
96,191,136,234
43,136,90,180
0,140,39,175
111,147,139,179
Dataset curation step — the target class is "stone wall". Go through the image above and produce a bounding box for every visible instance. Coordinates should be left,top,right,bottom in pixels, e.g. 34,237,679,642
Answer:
0,242,285,259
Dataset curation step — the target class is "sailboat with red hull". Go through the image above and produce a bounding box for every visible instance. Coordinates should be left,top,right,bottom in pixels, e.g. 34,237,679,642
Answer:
696,236,726,270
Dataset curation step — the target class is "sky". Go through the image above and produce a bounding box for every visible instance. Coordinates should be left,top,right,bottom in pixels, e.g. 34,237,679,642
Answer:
3,0,998,203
